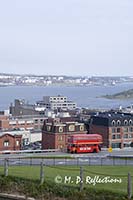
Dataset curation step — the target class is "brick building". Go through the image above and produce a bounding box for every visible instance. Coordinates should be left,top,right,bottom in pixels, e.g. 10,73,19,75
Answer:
89,112,133,148
42,118,87,149
0,115,46,131
0,133,22,151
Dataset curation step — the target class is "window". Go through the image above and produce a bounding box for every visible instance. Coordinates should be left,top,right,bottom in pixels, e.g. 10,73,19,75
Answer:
112,135,116,139
59,126,63,133
129,134,133,138
16,140,19,146
111,120,116,126
117,120,121,126
26,121,33,125
58,136,63,141
80,125,84,131
18,121,25,125
129,127,133,132
117,128,120,133
112,128,116,133
9,121,17,125
69,125,75,131
40,119,44,123
3,141,9,147
47,126,51,132
112,143,121,148
124,127,128,132
129,120,132,126
116,134,121,139
124,120,128,126
34,119,38,124
124,134,128,138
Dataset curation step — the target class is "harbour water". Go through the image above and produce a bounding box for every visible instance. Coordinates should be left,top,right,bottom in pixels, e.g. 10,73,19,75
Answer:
0,83,133,110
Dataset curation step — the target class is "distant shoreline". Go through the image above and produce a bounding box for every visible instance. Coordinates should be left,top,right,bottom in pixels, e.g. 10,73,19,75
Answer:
101,89,133,100
1,83,133,111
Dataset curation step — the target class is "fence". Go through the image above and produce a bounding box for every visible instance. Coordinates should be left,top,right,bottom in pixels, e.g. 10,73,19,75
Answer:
0,156,133,167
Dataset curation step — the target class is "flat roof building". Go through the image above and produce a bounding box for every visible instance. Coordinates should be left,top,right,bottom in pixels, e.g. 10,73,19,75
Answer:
89,112,133,148
37,95,77,111
0,115,46,132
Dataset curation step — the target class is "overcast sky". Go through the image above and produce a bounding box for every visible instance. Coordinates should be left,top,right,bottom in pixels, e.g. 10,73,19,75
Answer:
0,0,132,76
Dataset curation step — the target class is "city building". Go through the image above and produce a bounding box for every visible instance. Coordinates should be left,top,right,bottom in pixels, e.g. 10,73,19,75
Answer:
42,117,87,149
37,95,77,111
30,130,42,143
0,114,46,131
0,129,42,147
10,99,45,116
0,133,22,151
0,114,44,150
89,112,133,148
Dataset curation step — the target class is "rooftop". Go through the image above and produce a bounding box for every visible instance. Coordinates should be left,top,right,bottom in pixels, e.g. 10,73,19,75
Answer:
93,112,133,119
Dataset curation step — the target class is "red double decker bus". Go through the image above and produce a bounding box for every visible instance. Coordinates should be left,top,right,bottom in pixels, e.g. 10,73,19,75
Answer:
67,134,102,153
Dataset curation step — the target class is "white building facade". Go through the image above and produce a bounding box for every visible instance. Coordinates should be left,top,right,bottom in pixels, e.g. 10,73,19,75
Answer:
37,95,77,110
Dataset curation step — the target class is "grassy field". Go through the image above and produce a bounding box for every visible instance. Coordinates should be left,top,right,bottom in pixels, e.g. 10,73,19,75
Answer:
0,165,132,195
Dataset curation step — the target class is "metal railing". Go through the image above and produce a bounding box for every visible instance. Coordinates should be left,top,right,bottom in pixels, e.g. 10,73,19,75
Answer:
0,149,60,154
0,156,133,166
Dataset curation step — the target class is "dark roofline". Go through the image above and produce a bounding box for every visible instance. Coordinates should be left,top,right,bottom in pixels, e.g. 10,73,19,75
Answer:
91,111,133,119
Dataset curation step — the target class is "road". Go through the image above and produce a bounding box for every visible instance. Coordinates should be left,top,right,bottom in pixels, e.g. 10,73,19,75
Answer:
0,149,133,166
